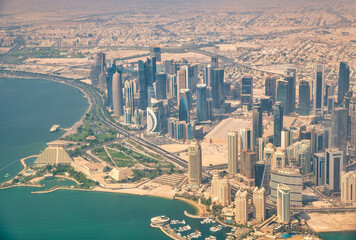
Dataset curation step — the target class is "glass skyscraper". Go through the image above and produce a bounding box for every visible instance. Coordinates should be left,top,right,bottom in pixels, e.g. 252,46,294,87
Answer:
274,102,283,147
276,80,289,115
298,80,310,116
314,64,325,115
337,61,350,105
197,84,208,122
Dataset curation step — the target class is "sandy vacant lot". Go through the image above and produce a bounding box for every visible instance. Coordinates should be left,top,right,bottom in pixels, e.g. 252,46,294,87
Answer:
179,142,227,166
25,58,92,65
304,212,356,232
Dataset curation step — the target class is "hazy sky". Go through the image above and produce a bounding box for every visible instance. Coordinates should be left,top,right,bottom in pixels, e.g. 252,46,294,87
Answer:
0,0,346,14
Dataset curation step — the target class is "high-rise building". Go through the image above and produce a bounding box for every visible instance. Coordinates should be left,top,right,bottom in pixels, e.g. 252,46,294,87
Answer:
285,69,296,113
204,65,212,87
147,107,159,133
241,76,253,110
112,71,124,117
252,104,263,147
337,62,350,105
154,73,167,100
255,160,270,193
271,168,302,208
272,147,286,170
341,171,356,203
176,70,186,103
331,107,348,153
298,80,311,116
197,84,208,122
314,64,325,115
106,62,116,109
325,148,344,193
97,52,106,91
286,140,311,174
253,187,266,221
277,184,291,223
166,74,176,99
240,150,256,179
124,80,135,111
281,129,293,149
265,77,276,103
276,80,289,114
150,45,161,62
178,89,190,123
240,128,252,150
211,56,219,68
228,131,239,174
211,175,231,206
264,143,275,165
188,140,202,185
273,102,283,147
235,190,248,224
211,68,224,109
138,59,155,110
313,153,325,186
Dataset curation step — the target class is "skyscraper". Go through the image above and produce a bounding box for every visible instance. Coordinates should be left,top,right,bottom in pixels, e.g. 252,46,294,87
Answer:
155,73,167,100
211,56,218,68
228,131,238,174
150,45,161,62
332,107,348,153
265,77,276,103
204,65,212,87
313,153,325,186
276,80,289,114
177,70,186,103
235,190,248,224
240,128,251,150
241,76,253,110
273,102,283,147
277,184,290,223
197,84,208,122
341,171,356,203
124,80,135,111
138,60,148,110
253,187,266,221
314,64,325,115
252,104,263,148
325,148,344,193
112,71,124,117
178,89,190,123
337,62,350,105
188,140,202,185
106,62,116,109
240,150,256,179
211,68,224,109
211,175,231,206
285,68,296,113
298,80,311,116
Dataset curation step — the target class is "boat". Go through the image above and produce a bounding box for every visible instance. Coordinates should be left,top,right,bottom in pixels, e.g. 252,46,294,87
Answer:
4,173,9,178
50,125,60,133
205,236,217,240
200,218,216,224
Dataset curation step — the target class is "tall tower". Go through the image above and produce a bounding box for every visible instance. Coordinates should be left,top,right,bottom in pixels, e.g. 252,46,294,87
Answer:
106,61,116,109
325,148,344,193
298,80,310,116
178,89,190,123
228,131,238,174
274,102,283,147
220,177,231,206
188,140,202,185
265,77,276,103
285,68,296,113
177,70,186,103
276,80,289,115
211,68,224,109
211,56,218,68
314,64,325,115
337,62,350,105
331,107,348,153
240,150,257,179
253,187,266,221
124,80,135,111
252,104,263,148
155,73,167,100
204,65,212,87
112,71,124,117
341,171,356,203
277,184,290,223
150,45,161,62
241,76,253,110
235,190,248,224
197,84,208,122
240,128,252,150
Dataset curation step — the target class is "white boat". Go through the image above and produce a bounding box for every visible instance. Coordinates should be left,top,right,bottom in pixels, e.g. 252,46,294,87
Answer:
205,236,217,240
